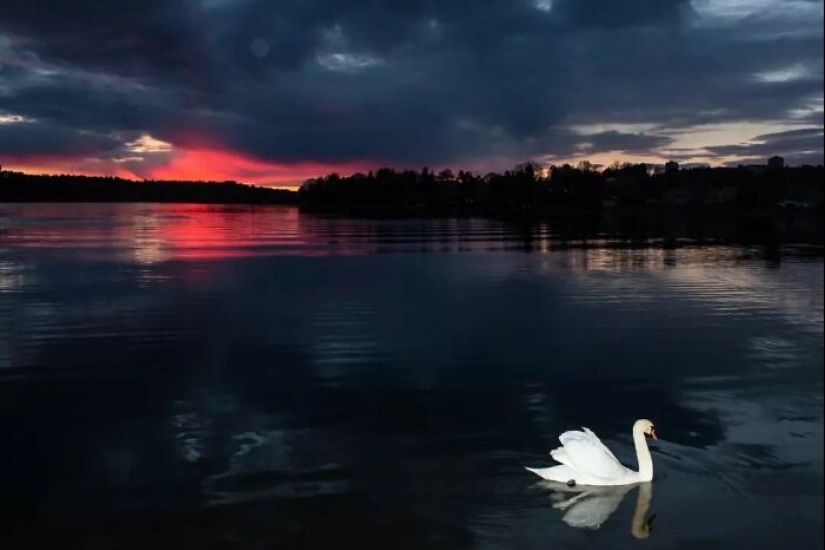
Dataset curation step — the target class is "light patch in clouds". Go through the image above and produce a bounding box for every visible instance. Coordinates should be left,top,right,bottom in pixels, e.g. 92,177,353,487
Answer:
692,0,776,19
668,121,803,150
534,0,555,13
113,156,145,164
317,53,383,73
546,151,676,169
316,24,384,73
755,64,811,83
571,123,661,135
0,113,33,124
126,134,174,154
789,97,825,120
661,120,822,165
692,0,822,21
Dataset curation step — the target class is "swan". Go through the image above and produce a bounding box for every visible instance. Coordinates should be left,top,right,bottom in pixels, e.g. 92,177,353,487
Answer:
525,419,658,486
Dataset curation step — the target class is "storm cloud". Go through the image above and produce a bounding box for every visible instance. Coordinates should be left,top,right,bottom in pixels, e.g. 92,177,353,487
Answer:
0,0,822,183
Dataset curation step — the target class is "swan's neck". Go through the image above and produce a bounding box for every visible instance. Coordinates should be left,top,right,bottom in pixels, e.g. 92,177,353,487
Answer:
633,425,654,482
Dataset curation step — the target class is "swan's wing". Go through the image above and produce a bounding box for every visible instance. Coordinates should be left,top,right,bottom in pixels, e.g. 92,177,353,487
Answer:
550,447,572,467
557,428,628,480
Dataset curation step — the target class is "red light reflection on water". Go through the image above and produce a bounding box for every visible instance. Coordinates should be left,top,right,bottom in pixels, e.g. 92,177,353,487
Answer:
0,204,379,262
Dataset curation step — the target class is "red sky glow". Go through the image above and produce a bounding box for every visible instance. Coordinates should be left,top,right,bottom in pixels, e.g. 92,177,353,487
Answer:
0,148,372,189
143,148,370,188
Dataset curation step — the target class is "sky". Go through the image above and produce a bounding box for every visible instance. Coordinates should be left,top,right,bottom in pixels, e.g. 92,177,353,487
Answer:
0,0,823,187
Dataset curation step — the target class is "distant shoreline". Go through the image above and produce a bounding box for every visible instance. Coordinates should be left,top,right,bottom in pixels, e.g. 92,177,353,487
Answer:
2,168,822,245
0,172,297,205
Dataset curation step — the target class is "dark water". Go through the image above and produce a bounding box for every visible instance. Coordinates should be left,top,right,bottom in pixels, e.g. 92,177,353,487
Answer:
0,203,822,549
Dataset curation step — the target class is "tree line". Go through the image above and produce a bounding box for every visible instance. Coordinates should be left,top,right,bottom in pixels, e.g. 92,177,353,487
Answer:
0,172,296,204
298,162,824,217
2,162,822,217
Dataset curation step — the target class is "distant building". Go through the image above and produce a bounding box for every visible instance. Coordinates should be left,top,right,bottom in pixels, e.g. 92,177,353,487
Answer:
665,160,680,174
768,156,785,170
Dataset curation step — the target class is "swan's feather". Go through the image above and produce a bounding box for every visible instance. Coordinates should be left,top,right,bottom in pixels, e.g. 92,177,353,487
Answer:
555,427,628,480
550,447,572,466
525,465,577,483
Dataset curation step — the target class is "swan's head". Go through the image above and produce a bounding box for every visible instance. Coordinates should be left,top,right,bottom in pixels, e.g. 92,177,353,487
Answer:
636,419,658,440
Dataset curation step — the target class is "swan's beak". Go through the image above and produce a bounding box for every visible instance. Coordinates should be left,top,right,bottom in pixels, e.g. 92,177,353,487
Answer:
650,427,659,440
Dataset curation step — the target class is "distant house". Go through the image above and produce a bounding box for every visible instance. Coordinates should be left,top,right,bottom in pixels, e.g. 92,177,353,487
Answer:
665,160,680,174
768,156,785,170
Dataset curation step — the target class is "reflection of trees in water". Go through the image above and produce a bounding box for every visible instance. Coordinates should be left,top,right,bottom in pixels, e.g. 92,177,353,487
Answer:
502,212,822,251
297,209,822,257
297,214,531,254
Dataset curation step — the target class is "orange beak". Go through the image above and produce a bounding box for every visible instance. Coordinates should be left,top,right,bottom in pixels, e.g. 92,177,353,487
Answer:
651,427,659,440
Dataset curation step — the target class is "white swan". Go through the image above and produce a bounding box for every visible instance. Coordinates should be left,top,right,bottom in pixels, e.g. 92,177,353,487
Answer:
526,419,658,486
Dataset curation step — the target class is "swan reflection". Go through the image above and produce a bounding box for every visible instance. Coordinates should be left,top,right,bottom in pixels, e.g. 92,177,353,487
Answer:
542,482,656,539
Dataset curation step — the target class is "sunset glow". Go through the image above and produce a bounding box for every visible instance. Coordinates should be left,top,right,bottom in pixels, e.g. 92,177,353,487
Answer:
142,148,370,189
1,148,372,189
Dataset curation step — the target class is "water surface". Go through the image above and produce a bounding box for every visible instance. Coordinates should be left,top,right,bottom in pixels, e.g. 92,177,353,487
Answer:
1,203,822,549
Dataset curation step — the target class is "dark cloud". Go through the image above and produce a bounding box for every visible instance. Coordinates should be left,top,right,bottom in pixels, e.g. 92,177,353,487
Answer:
578,131,672,154
0,120,120,157
551,0,695,28
0,1,211,84
0,0,822,175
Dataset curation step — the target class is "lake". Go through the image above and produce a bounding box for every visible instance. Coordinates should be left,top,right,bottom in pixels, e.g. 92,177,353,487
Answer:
0,203,822,549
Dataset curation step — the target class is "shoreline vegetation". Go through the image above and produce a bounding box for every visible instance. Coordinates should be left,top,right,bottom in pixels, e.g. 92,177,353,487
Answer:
297,162,823,245
0,172,296,205
1,162,822,245
298,162,823,214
